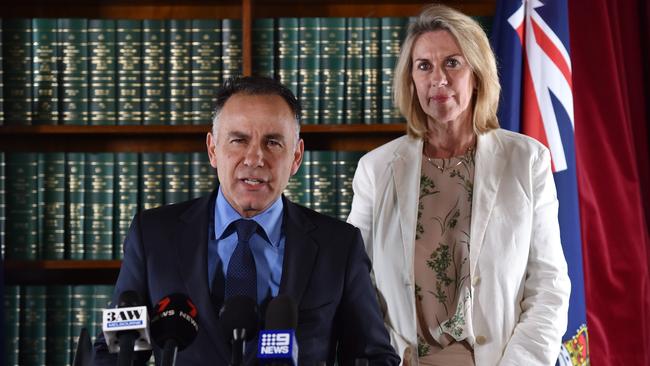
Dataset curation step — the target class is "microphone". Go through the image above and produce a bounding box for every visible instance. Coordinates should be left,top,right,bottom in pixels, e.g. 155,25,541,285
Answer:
102,290,152,366
150,293,199,366
219,295,260,366
257,295,299,366
72,327,92,366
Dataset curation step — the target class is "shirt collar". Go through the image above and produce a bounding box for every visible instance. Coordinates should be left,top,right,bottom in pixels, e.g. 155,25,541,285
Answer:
214,187,284,247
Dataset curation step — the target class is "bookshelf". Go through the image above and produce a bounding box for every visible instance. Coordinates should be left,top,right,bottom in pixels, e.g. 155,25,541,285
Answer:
1,0,495,282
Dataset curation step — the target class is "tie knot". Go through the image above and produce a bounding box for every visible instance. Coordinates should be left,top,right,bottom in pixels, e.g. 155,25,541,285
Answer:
233,219,258,243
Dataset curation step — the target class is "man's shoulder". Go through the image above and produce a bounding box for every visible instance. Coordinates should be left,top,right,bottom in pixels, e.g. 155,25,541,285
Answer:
285,200,358,235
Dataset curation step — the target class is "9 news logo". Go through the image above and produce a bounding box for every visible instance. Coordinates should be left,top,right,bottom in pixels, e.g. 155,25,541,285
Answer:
259,331,291,355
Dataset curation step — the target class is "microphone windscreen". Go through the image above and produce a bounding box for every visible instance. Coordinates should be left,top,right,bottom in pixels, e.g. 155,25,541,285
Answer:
150,293,199,351
118,290,143,308
219,295,259,341
265,294,298,330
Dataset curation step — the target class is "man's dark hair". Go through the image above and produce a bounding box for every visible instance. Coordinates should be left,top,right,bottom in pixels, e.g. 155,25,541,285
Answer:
212,76,302,125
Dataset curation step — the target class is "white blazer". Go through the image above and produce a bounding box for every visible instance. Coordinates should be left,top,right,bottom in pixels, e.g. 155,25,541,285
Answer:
348,129,570,366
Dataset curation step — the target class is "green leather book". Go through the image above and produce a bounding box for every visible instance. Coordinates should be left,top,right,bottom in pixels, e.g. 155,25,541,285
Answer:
70,285,93,362
88,19,116,125
92,285,114,337
252,18,275,78
335,151,364,220
190,19,221,125
283,150,310,207
277,18,299,97
65,153,85,259
46,285,72,366
5,153,38,260
309,151,337,217
167,19,191,125
58,18,89,126
4,286,20,366
84,153,114,259
345,18,364,124
3,19,32,125
0,20,4,124
115,152,138,259
319,18,346,125
32,19,59,125
0,152,5,258
140,153,164,210
380,17,408,123
222,19,242,82
41,153,65,260
20,286,46,365
164,152,190,204
362,18,380,124
298,18,320,125
190,152,215,198
142,20,168,125
117,20,143,125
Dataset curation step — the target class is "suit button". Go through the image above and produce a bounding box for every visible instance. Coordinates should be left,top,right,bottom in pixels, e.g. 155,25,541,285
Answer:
472,276,481,286
475,335,487,345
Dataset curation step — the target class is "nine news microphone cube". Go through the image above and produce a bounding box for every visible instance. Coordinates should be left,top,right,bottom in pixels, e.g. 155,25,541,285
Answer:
257,329,299,365
102,306,152,353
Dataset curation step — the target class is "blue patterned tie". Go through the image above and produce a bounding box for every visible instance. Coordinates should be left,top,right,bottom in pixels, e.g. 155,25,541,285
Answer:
224,219,258,302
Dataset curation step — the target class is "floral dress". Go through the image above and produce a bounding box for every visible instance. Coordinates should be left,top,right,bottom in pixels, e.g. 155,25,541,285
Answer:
415,149,475,365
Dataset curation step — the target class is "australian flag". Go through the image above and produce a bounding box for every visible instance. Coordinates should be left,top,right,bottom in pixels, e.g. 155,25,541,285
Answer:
490,1,589,365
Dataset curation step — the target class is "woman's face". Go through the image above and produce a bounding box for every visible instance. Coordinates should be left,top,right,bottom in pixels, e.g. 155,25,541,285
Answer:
411,30,475,127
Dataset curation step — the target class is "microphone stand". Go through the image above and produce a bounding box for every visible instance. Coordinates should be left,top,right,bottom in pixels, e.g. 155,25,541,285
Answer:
230,328,248,366
161,339,179,366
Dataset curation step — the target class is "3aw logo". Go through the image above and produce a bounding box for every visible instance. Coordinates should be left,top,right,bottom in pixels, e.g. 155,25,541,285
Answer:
259,332,291,355
104,307,146,329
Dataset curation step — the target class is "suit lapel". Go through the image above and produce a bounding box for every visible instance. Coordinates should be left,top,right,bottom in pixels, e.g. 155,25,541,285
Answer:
175,191,230,361
278,197,319,306
469,130,507,275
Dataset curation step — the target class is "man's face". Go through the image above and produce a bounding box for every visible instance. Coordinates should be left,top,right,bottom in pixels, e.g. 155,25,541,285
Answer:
206,93,304,218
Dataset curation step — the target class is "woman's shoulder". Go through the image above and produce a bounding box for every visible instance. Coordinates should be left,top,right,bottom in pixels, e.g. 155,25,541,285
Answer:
360,134,421,164
489,128,549,156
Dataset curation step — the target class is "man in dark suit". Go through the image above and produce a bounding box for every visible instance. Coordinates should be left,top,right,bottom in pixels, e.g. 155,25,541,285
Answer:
93,76,399,365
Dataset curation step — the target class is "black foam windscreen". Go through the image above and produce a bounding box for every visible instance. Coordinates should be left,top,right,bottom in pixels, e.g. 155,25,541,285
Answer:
264,294,298,330
219,295,260,341
117,290,142,308
150,293,199,351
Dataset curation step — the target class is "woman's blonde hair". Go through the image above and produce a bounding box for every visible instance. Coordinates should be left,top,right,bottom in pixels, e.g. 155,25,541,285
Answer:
394,4,500,138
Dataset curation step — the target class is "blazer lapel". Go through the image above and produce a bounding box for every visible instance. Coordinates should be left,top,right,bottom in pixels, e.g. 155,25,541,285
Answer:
175,191,230,361
469,130,507,275
278,197,319,306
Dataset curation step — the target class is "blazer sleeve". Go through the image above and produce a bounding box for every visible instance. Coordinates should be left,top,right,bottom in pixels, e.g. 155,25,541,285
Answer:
499,147,571,366
93,213,153,365
337,228,401,366
347,154,375,258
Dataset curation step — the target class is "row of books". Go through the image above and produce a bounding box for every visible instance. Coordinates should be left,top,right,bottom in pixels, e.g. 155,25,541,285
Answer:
0,150,364,261
0,17,415,127
4,285,115,366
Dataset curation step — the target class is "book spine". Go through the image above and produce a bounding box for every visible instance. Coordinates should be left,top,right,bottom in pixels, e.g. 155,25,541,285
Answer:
92,285,115,337
116,20,143,125
70,285,93,360
114,152,139,259
19,286,46,365
163,152,190,204
142,20,168,125
167,19,191,125
362,18,380,124
46,285,72,366
190,19,222,125
84,153,114,260
88,19,116,125
32,18,59,125
0,152,5,258
58,18,89,126
252,18,275,78
298,18,320,125
345,18,364,124
335,151,364,220
65,153,85,259
309,151,337,217
4,285,20,366
41,152,66,260
380,17,407,124
277,18,299,97
221,19,243,82
319,18,346,125
190,152,215,198
140,153,164,210
5,153,38,260
3,19,32,125
0,20,3,124
284,150,310,207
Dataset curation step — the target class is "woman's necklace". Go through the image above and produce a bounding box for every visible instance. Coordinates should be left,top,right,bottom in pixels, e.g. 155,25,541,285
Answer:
423,143,475,173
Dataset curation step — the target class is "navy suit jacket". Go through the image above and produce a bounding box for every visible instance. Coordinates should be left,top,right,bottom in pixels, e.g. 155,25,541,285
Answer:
94,191,399,365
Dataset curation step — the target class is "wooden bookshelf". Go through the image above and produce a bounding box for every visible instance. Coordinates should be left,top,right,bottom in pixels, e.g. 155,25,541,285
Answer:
4,260,122,285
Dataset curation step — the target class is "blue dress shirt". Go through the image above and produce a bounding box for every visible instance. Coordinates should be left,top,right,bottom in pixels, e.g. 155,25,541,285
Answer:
208,188,285,305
